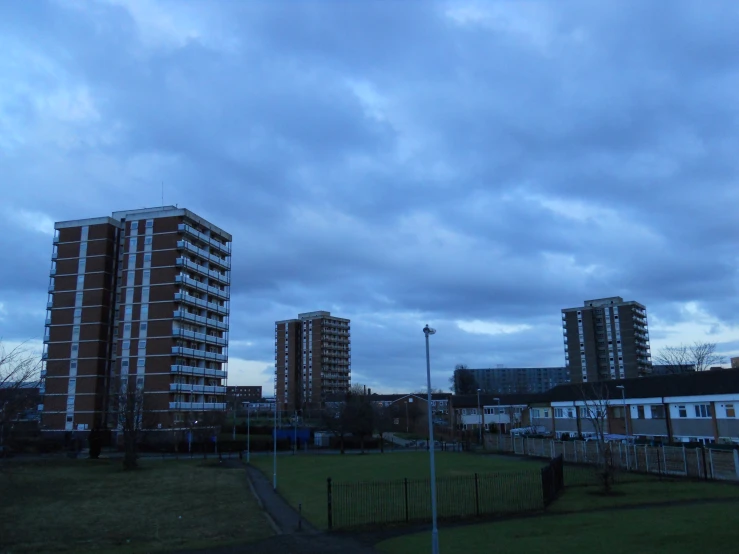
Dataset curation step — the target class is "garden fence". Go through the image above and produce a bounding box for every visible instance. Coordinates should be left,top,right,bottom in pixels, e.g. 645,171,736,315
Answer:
327,456,564,530
487,435,739,482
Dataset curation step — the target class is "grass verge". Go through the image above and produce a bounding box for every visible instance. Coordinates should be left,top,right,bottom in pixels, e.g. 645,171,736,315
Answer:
0,458,273,553
250,452,540,529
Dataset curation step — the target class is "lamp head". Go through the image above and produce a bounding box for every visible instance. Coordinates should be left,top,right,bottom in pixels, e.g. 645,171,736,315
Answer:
423,324,436,336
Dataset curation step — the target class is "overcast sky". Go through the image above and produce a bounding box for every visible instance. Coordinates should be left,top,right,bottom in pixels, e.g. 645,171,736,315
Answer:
2,1,739,394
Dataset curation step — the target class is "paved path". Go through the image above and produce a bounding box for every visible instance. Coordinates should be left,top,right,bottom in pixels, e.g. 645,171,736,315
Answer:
175,465,377,554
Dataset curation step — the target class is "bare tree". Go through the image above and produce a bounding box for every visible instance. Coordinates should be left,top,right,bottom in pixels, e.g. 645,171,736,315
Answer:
116,379,147,470
655,341,724,374
450,365,478,395
373,404,393,453
1,342,41,448
579,383,617,493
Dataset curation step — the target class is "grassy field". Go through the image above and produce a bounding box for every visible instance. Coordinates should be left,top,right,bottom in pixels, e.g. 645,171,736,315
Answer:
250,452,541,529
0,459,273,553
377,476,739,554
377,500,739,554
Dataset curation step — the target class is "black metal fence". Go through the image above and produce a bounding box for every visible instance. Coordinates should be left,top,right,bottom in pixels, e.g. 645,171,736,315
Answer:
327,458,564,530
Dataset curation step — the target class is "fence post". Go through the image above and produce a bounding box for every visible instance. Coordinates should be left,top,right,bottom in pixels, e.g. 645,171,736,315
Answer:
661,445,667,475
404,478,409,523
734,449,739,481
550,439,555,459
474,473,480,517
645,445,649,474
327,478,333,530
709,448,715,480
682,445,687,476
701,447,708,481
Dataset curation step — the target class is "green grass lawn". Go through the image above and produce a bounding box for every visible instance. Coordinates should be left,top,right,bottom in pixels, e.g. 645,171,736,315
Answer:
0,459,273,553
377,500,739,554
251,452,540,529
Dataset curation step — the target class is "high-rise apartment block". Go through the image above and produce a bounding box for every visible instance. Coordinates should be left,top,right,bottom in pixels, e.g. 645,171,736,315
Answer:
42,206,231,436
275,311,351,412
562,297,651,383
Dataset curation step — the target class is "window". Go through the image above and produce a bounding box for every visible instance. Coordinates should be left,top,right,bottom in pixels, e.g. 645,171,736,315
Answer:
127,270,135,284
637,406,645,419
144,253,152,262
140,305,149,319
694,404,712,418
131,221,138,230
726,404,736,418
71,344,78,352
75,292,83,305
144,236,152,245
72,326,80,337
146,220,153,228
77,275,85,286
650,405,665,419
122,341,130,350
124,323,131,332
73,308,82,323
143,270,150,285
70,361,77,371
121,360,129,368
678,406,688,418
78,259,86,272
79,242,87,255
554,408,564,418
129,238,137,250
128,254,136,268
138,340,146,349
137,359,145,367
141,287,150,303
140,322,148,331
125,288,133,303
543,410,550,418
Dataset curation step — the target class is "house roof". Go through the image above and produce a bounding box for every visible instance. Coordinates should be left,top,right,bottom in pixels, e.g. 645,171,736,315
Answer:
545,369,739,402
451,393,546,408
323,392,452,403
450,370,739,407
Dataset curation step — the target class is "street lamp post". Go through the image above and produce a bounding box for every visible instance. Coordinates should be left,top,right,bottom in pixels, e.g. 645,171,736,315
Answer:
423,324,439,554
423,324,440,554
616,385,629,470
273,398,278,490
246,402,251,464
477,389,483,447
494,397,501,452
405,400,409,434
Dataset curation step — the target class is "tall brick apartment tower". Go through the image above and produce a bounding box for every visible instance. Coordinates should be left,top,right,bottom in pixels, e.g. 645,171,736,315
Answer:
41,207,231,437
274,311,351,412
562,296,652,384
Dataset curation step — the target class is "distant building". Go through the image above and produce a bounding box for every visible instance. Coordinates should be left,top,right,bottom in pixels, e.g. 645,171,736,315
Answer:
562,297,652,383
650,364,695,376
275,311,351,412
226,386,262,402
456,367,570,395
732,357,739,369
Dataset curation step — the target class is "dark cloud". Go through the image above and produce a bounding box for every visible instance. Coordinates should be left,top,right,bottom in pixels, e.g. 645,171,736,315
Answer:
3,0,739,391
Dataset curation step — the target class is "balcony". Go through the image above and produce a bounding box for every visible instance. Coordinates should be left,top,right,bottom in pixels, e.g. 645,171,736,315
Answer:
45,317,51,325
175,274,230,300
169,383,227,394
171,346,227,363
173,328,227,346
51,251,57,260
42,352,48,360
178,223,232,255
48,284,54,292
169,401,227,411
176,240,231,271
50,267,56,276
53,235,59,244
171,364,227,379
175,257,230,286
47,301,53,309
174,292,229,315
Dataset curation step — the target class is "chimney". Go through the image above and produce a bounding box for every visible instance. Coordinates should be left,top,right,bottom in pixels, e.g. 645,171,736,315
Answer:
364,385,367,395
368,388,372,396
